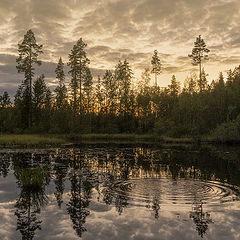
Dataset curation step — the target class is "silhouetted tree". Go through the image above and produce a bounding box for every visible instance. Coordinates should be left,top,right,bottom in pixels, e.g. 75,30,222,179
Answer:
151,50,162,86
16,29,43,128
68,38,90,116
54,57,68,109
0,92,12,132
168,75,180,97
103,70,118,115
115,60,133,118
189,35,210,86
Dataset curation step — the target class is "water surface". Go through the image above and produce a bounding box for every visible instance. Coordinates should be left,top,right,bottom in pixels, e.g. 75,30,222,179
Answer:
0,145,240,240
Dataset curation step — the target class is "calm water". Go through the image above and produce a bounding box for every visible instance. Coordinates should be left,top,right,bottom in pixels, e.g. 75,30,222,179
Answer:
0,145,240,240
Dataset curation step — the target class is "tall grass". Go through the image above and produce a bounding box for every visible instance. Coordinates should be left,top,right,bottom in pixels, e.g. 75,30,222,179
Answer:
0,133,202,147
0,134,65,146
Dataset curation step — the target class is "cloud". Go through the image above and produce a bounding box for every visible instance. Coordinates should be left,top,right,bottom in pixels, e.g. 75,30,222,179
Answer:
0,0,240,96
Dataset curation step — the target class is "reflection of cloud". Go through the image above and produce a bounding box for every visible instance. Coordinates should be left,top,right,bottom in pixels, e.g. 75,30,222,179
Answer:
1,186,240,240
0,202,20,240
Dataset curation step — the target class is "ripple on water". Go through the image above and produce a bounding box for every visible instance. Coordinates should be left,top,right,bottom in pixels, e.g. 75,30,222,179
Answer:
105,178,240,209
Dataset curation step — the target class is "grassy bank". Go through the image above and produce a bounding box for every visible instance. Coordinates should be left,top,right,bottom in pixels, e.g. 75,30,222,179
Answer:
66,134,194,144
0,134,66,147
0,133,238,147
0,134,194,147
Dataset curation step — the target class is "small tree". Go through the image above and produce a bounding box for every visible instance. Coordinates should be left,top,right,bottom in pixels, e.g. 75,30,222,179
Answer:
198,68,208,92
0,92,11,108
151,50,161,86
168,75,180,97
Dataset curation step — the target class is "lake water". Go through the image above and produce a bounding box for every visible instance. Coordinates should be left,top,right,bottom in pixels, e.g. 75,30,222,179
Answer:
0,145,240,240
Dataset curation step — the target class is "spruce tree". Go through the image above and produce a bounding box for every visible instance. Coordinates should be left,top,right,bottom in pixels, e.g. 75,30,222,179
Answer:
103,70,118,114
83,68,93,114
32,74,48,126
54,57,68,109
0,92,11,108
95,76,103,115
115,60,133,115
168,75,180,97
198,68,208,92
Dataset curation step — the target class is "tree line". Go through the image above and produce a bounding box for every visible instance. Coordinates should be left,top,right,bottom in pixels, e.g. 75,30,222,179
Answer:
1,30,240,138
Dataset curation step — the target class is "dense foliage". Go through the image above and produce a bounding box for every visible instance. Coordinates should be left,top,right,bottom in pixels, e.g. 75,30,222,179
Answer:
1,30,240,139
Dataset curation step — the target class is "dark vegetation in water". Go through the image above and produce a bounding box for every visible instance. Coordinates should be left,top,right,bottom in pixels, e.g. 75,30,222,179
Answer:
0,146,240,239
1,31,240,143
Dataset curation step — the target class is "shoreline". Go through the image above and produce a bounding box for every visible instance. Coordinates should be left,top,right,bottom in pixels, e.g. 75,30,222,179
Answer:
0,134,239,148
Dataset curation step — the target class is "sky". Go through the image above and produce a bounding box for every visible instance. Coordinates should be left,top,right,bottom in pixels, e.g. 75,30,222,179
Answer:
0,0,240,97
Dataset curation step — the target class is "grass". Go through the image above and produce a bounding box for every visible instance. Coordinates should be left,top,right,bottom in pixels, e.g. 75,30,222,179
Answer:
0,133,237,147
66,134,194,144
18,167,47,188
0,134,66,146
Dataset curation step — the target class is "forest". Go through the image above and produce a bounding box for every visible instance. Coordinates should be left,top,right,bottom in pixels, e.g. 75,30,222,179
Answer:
0,29,240,141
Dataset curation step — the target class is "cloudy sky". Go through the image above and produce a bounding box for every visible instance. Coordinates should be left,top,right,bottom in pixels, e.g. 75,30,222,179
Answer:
0,0,240,96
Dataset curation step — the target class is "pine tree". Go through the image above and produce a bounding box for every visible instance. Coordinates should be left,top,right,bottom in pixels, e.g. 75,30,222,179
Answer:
68,38,90,115
151,50,161,86
188,35,210,85
16,29,43,128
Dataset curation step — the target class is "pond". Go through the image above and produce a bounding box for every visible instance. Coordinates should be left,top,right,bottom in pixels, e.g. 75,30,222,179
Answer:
0,145,240,240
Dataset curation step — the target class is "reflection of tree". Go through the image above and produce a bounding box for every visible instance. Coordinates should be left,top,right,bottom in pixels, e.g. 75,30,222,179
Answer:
190,201,213,238
53,156,68,208
169,162,181,180
6,146,236,239
14,167,48,240
0,153,10,177
115,191,129,215
102,180,114,205
67,154,93,238
152,196,160,219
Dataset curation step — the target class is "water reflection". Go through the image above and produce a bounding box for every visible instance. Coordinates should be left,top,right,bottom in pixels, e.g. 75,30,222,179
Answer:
67,151,93,238
53,154,68,208
13,153,49,240
0,152,11,177
190,201,213,238
0,146,240,239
